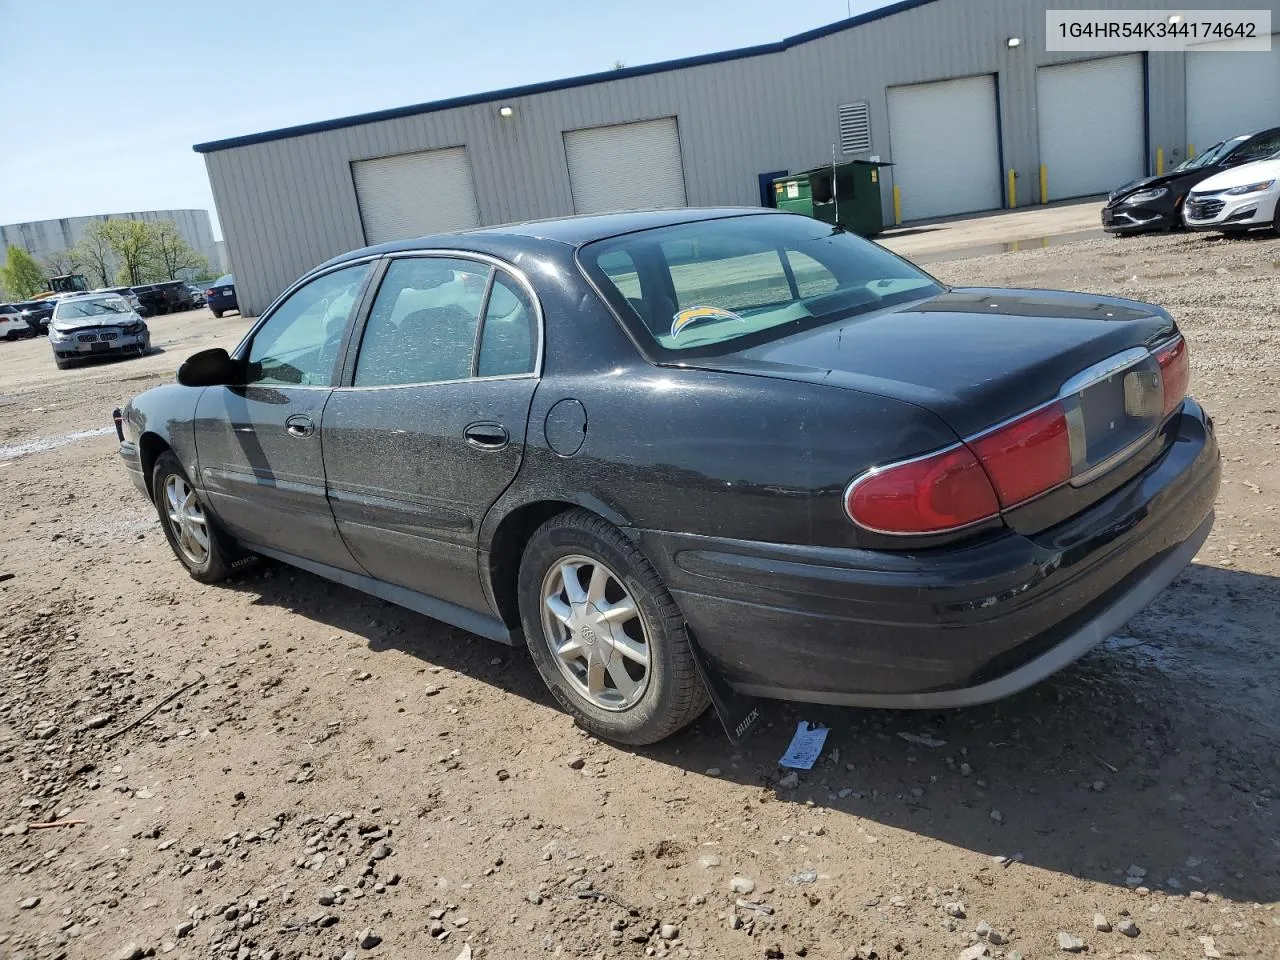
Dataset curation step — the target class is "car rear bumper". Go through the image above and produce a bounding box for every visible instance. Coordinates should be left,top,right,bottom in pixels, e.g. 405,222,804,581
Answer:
638,399,1220,708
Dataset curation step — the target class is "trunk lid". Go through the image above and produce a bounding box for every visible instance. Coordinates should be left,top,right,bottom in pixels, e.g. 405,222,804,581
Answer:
687,287,1182,532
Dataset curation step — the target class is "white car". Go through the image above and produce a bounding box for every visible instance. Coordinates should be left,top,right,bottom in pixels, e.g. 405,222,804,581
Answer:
48,293,151,369
1182,153,1280,234
1,303,32,340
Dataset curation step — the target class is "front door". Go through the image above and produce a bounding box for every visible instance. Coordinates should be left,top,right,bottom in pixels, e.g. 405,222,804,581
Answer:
194,261,373,569
322,255,540,614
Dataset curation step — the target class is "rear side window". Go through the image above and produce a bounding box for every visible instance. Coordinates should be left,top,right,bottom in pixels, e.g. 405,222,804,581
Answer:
579,214,941,360
477,274,537,377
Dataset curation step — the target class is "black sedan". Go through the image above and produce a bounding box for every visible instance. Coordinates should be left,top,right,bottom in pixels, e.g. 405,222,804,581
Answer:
117,210,1219,744
13,299,55,334
1103,126,1280,233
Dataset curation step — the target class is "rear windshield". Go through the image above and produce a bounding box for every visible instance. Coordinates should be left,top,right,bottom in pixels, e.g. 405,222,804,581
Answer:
579,214,941,360
214,275,233,286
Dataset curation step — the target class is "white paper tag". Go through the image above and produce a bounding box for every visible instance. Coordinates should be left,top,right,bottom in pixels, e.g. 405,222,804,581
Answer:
778,721,829,770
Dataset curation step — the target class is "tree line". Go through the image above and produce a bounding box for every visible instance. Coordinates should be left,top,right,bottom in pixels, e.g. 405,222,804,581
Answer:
1,219,214,301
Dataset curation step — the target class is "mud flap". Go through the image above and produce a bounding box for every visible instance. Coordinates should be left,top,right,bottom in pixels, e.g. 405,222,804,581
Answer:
688,634,764,745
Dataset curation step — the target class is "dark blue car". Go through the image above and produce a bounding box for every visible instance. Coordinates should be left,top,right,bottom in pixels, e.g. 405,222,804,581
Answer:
205,274,238,318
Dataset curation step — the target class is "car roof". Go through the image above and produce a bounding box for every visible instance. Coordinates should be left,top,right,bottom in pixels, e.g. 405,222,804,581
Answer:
323,208,784,269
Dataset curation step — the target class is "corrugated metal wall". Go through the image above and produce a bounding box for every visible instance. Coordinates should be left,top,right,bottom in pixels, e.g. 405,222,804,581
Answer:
203,0,1280,314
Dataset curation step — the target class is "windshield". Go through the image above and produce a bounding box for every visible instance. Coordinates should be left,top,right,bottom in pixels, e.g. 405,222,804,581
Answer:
1173,137,1243,172
579,214,942,360
54,296,131,320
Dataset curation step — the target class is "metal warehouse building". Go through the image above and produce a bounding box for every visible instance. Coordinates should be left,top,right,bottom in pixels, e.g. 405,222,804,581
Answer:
196,0,1280,315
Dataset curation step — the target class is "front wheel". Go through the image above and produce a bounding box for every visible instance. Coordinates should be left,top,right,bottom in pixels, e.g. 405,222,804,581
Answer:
151,451,236,583
518,509,709,745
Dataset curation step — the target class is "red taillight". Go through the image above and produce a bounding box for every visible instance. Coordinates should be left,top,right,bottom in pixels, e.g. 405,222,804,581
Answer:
1153,335,1189,418
968,402,1073,508
846,445,1000,534
205,288,215,297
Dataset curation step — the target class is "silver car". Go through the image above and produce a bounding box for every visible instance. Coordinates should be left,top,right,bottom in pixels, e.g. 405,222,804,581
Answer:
49,293,151,369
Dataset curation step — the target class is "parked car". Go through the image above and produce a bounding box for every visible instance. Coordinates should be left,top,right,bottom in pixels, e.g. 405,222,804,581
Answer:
49,292,151,369
96,287,151,318
0,303,33,340
13,299,55,334
186,283,208,306
205,274,237,317
131,284,168,316
1103,126,1280,234
117,209,1219,745
1182,152,1280,235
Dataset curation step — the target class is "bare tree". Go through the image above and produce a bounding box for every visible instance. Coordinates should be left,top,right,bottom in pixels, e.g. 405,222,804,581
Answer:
73,222,116,288
40,248,82,278
152,220,209,281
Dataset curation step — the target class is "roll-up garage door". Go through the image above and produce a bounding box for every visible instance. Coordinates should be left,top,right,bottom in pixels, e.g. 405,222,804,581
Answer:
563,118,687,214
1187,39,1280,151
886,75,1002,221
352,147,481,244
1037,55,1145,201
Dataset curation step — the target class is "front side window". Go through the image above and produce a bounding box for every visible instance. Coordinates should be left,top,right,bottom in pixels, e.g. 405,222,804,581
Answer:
246,262,370,386
579,214,942,359
1235,131,1280,163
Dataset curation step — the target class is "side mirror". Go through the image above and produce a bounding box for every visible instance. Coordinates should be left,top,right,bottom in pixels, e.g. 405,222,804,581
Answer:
178,347,240,387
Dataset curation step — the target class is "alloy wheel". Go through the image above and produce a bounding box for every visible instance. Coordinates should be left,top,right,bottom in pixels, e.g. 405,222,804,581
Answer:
540,554,650,711
164,474,210,566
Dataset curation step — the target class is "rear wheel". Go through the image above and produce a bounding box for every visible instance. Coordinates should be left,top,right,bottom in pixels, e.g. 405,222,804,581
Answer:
152,451,236,583
517,509,709,745
212,309,223,319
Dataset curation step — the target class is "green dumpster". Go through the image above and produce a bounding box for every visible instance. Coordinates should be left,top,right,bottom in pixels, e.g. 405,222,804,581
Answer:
772,160,890,237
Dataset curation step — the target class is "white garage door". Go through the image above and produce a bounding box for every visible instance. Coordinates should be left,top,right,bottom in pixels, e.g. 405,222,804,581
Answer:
1037,55,1145,201
1187,39,1280,152
887,75,1002,221
563,118,687,214
352,147,481,244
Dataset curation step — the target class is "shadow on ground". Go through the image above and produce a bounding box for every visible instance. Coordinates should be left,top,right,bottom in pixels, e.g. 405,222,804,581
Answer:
222,558,1280,905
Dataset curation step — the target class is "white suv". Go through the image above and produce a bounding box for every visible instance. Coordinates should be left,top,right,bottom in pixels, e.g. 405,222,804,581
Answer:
1183,153,1280,234
1,303,32,340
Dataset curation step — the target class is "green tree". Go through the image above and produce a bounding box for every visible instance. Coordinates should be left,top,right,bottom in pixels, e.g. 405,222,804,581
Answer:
0,245,47,299
73,222,115,288
41,248,82,279
100,219,160,286
152,220,209,280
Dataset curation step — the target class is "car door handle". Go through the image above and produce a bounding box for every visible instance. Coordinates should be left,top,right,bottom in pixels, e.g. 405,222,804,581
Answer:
464,422,509,450
285,414,315,438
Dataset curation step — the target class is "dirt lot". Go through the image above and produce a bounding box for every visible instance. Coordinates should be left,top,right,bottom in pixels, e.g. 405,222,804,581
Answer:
1,231,1278,960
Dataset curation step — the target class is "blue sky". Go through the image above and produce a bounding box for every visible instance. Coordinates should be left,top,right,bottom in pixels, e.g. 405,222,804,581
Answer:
0,0,884,238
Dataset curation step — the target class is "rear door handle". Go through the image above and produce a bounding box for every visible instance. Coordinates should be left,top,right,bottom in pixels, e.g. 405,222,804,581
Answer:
464,422,509,450
285,414,315,438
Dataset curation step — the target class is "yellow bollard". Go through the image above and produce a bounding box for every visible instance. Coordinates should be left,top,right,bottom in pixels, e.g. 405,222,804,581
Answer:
892,185,902,225
1188,143,1196,159
1156,147,1164,176
1007,169,1017,209
1039,165,1048,205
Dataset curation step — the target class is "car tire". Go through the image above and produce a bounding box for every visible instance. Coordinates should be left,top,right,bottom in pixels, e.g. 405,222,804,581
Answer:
517,509,710,745
54,356,70,370
151,451,238,584
1273,201,1280,237
212,310,223,319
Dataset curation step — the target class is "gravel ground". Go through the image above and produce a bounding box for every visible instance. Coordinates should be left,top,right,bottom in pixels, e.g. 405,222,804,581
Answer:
1,231,1278,960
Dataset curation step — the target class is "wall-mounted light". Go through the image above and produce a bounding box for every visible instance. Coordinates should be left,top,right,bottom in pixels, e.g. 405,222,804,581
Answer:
499,105,514,118
1007,37,1022,48
1169,14,1182,24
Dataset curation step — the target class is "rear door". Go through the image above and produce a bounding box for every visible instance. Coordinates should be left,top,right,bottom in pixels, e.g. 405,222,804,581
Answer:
322,254,540,615
194,261,374,569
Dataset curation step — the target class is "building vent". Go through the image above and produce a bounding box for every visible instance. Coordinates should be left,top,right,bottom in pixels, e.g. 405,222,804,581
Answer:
838,101,872,154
